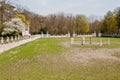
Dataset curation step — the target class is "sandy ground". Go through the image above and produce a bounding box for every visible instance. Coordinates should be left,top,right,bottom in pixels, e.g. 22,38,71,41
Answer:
63,48,120,65
61,42,120,65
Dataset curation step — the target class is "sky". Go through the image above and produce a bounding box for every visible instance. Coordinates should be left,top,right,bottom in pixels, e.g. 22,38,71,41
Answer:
14,0,120,17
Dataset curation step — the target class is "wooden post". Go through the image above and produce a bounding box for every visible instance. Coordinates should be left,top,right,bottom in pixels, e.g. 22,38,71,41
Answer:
90,37,92,44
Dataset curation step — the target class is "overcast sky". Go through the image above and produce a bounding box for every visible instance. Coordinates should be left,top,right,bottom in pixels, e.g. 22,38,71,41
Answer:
15,0,120,16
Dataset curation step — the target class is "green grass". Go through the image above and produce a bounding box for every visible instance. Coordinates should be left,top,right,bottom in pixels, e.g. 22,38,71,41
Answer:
0,37,120,80
0,38,68,65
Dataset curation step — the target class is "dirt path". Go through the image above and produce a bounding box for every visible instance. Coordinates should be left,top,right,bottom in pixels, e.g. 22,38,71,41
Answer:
63,48,120,65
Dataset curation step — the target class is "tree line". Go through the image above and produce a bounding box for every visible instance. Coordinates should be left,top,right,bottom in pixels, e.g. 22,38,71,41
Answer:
23,7,120,36
0,0,120,36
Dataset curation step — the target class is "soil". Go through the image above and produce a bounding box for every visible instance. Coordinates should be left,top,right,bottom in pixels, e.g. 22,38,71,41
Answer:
61,42,120,65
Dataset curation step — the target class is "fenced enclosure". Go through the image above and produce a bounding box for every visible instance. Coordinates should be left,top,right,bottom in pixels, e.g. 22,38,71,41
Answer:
70,36,111,46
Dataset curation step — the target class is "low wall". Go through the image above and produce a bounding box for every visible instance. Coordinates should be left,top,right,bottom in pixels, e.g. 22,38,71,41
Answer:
0,35,40,53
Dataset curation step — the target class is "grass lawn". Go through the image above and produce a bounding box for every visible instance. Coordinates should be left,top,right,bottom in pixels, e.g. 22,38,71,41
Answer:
0,37,120,80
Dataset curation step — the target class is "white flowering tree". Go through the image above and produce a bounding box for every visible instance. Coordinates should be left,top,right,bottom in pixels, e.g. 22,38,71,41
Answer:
2,18,26,36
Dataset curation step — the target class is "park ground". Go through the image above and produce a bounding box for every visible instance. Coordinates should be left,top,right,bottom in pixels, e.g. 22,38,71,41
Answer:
0,37,120,80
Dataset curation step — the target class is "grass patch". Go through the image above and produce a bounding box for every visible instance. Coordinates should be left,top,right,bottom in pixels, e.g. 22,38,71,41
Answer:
0,38,68,66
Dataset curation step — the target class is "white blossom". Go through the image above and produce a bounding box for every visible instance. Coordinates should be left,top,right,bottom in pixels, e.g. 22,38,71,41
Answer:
2,18,28,36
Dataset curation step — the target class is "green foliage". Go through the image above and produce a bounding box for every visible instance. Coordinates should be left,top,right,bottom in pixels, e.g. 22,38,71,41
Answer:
102,11,118,34
15,13,30,26
39,27,47,34
75,15,89,34
116,7,120,29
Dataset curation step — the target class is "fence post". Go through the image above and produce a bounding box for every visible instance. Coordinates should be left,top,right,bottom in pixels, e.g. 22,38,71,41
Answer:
1,37,4,44
41,32,44,38
18,35,20,40
15,36,17,41
47,32,49,38
6,37,9,43
71,37,74,44
11,36,14,42
90,37,92,44
68,32,70,37
82,37,85,45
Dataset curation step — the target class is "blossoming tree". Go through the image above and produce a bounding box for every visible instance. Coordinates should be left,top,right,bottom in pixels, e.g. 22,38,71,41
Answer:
2,18,30,36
